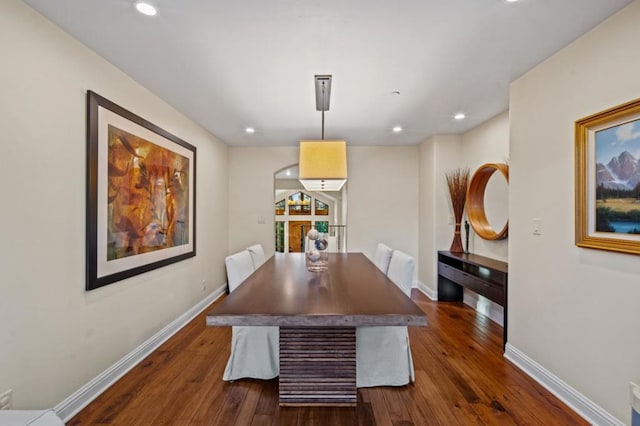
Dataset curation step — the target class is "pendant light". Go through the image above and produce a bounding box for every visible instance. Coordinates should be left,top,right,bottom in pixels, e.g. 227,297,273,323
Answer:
298,75,348,191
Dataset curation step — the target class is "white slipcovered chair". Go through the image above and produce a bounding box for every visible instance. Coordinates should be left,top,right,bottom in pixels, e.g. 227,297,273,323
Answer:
223,250,279,381
246,243,266,269
0,410,64,426
372,243,393,274
387,249,415,298
356,249,415,387
224,250,255,293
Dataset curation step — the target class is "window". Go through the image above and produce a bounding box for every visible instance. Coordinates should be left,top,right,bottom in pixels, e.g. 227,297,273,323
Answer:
275,199,285,215
315,199,329,215
315,221,329,233
275,222,285,252
288,191,311,215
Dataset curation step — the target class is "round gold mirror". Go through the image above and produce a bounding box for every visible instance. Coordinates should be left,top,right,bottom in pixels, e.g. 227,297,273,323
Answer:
466,163,509,240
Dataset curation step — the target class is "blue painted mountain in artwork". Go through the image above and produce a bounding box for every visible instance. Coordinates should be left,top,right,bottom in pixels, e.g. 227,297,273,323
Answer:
596,151,640,190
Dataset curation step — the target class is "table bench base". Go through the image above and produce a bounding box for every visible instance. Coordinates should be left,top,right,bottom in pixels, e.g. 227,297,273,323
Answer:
279,326,356,406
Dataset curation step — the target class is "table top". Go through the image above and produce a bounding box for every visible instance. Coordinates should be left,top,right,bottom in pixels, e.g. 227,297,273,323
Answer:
206,253,427,327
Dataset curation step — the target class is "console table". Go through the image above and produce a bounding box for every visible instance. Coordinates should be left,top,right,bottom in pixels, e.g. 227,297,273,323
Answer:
437,251,508,349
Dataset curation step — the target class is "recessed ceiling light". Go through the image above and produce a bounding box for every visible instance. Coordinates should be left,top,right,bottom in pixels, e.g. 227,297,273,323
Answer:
454,113,466,120
135,2,157,16
245,127,255,134
286,169,291,176
506,0,519,2
392,126,403,133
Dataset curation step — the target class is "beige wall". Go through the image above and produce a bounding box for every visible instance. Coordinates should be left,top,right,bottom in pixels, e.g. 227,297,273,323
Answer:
509,2,640,422
0,0,228,409
459,112,510,323
418,135,462,293
346,146,419,266
228,147,298,256
461,111,509,261
228,145,420,279
419,114,510,297
418,139,436,294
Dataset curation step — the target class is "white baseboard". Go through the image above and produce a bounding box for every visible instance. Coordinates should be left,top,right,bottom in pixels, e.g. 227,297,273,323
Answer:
504,343,623,426
54,285,227,422
415,280,437,300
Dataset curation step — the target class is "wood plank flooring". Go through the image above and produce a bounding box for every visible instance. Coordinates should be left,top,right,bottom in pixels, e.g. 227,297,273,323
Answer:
69,291,587,425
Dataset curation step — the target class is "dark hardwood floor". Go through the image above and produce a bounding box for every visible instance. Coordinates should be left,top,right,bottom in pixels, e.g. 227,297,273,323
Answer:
69,291,586,425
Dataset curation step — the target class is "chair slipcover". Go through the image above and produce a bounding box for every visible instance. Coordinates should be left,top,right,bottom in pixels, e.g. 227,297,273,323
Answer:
356,250,415,387
387,249,415,297
223,326,279,381
224,250,255,293
356,325,415,388
246,244,266,269
223,250,279,381
0,410,65,426
372,243,393,274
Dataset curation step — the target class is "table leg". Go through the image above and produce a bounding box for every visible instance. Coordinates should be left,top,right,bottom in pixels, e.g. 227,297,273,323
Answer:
279,326,356,406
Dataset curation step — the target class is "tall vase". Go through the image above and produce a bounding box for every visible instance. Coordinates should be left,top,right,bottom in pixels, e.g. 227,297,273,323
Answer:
450,222,464,253
306,228,329,272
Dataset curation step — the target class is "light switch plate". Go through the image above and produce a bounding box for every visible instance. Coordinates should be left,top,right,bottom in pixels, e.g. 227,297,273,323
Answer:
533,218,542,235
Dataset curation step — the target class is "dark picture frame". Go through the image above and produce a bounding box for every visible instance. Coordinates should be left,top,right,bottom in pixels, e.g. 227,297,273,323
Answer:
575,97,640,255
86,91,196,290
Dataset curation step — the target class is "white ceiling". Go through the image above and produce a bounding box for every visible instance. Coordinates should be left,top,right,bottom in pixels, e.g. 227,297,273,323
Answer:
24,0,631,146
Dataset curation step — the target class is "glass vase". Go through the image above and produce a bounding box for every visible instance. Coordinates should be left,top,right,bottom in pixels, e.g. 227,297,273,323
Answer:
306,230,329,272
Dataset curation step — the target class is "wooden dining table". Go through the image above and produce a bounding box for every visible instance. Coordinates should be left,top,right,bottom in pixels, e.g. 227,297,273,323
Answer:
206,252,427,406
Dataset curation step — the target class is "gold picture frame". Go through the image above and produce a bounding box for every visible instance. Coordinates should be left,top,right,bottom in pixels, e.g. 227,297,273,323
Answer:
576,97,640,255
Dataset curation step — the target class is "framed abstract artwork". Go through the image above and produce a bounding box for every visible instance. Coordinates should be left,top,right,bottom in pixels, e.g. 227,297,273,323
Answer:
576,97,640,255
86,91,196,290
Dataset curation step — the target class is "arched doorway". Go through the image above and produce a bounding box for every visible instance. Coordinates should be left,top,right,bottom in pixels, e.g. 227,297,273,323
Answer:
274,164,347,253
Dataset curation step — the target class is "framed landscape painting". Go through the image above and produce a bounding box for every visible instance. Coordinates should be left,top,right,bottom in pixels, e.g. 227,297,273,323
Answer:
576,97,640,255
86,91,196,290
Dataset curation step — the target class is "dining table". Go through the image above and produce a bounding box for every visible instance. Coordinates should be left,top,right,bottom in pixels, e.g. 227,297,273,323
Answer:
206,252,427,406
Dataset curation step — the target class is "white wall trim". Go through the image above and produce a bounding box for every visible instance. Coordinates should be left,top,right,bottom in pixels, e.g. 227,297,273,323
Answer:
416,280,437,300
504,343,623,426
54,285,227,422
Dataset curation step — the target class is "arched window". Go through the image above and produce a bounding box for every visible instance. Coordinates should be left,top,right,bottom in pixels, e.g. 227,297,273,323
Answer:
288,191,311,215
